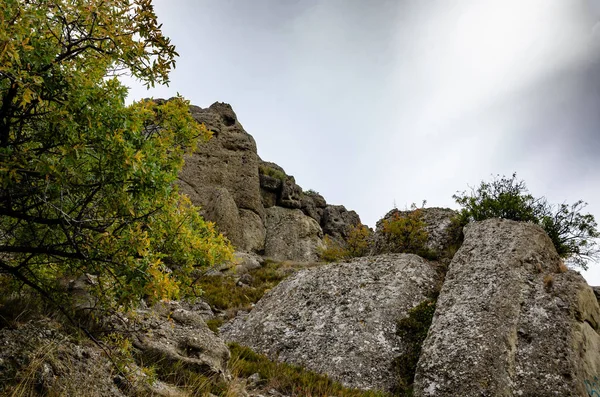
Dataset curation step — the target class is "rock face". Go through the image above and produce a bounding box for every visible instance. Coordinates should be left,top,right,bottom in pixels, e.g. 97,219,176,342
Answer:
178,103,263,250
222,254,442,391
373,207,458,256
264,206,324,262
179,102,363,261
321,205,362,241
133,301,231,379
414,219,600,397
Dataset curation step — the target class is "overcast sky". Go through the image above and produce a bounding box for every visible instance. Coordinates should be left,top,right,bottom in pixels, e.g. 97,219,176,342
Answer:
125,0,600,283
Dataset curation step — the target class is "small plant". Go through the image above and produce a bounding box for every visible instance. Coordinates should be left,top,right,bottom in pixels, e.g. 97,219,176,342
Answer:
346,224,371,258
382,205,429,256
305,189,320,196
259,164,287,181
544,274,554,291
558,261,568,273
393,299,437,395
319,236,350,263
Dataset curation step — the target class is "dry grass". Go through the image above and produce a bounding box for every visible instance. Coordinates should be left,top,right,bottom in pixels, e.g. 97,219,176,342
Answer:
558,261,568,273
196,260,319,314
544,274,554,291
227,343,390,397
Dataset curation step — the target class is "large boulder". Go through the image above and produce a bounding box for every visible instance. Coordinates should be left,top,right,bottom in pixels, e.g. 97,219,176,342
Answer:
373,207,458,256
132,301,231,379
414,219,600,397
222,254,442,391
263,207,324,262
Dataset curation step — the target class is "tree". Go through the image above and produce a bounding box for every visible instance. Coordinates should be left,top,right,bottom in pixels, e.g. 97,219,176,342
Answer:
0,0,233,313
454,173,599,269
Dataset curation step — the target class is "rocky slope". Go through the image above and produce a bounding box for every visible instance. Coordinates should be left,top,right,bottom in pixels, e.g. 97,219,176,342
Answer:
178,102,361,261
223,217,600,395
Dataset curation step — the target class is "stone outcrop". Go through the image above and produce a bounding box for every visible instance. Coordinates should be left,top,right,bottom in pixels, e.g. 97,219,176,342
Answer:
0,318,189,397
321,205,362,241
222,254,442,391
264,207,324,262
373,207,458,256
414,219,600,397
132,301,231,379
178,103,263,250
179,102,363,261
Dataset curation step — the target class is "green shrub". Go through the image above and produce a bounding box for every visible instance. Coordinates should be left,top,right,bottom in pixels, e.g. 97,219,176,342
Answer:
259,164,287,181
319,236,350,263
393,299,437,395
382,206,432,257
305,189,320,195
196,261,289,312
319,224,372,263
346,224,371,257
454,173,599,269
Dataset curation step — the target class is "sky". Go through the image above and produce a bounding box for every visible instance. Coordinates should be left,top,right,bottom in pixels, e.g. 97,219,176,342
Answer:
124,0,600,283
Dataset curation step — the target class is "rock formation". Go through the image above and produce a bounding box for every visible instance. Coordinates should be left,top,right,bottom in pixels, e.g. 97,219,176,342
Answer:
221,254,443,391
179,102,362,261
372,207,458,256
414,219,600,397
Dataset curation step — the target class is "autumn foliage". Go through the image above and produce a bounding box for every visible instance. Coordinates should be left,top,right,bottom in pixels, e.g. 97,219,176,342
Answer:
0,0,233,313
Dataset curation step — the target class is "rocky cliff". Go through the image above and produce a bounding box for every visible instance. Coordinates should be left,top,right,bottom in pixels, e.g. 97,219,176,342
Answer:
178,102,361,261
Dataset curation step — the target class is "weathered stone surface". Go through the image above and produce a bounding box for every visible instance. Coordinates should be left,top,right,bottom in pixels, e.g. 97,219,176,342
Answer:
278,178,303,209
304,191,327,208
239,209,266,253
264,207,324,262
414,219,600,397
232,251,264,274
180,186,244,247
299,193,324,224
0,318,188,397
133,301,231,379
321,205,361,240
259,173,282,193
179,102,265,251
373,207,458,256
222,254,442,391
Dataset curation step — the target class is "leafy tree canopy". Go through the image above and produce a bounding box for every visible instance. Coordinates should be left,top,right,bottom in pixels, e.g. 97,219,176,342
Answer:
454,173,599,269
0,0,233,313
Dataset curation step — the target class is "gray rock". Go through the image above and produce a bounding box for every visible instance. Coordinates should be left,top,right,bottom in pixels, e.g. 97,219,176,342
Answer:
264,207,324,262
259,173,282,193
278,178,303,209
180,186,243,248
321,205,361,240
222,254,442,391
239,209,266,253
300,194,324,224
232,251,264,274
414,219,600,397
304,191,327,208
178,102,265,251
133,301,231,379
373,207,458,256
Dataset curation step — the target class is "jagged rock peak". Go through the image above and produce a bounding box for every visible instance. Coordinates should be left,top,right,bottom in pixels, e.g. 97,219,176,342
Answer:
179,101,363,261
